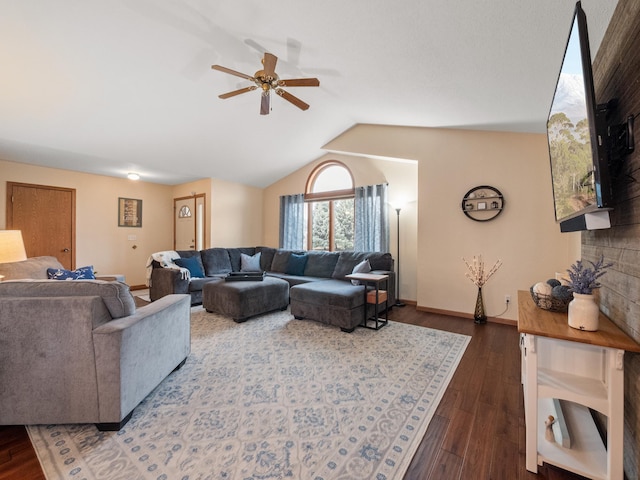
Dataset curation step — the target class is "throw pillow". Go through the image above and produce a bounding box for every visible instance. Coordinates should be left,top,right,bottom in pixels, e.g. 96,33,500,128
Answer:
47,265,96,280
350,259,371,285
174,256,205,278
285,253,308,276
241,252,262,272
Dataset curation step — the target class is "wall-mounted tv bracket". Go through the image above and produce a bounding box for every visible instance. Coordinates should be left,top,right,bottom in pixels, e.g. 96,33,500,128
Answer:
597,99,635,176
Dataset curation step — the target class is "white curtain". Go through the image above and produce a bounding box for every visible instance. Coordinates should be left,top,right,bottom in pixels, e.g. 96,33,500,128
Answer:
279,193,305,249
354,183,389,252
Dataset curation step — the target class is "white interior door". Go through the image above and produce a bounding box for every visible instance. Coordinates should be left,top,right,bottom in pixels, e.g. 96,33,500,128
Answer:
175,198,196,250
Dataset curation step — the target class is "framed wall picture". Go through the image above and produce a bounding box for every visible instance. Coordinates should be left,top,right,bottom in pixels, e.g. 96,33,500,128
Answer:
118,198,142,227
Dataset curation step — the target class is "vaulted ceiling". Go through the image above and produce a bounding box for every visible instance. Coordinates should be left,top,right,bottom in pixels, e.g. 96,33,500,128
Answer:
0,1,618,187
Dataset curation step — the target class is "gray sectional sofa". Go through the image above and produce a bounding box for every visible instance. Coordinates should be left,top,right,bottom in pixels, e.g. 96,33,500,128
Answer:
0,256,191,430
150,247,395,331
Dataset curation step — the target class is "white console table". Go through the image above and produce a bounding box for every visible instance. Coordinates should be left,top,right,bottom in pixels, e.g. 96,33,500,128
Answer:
518,290,640,479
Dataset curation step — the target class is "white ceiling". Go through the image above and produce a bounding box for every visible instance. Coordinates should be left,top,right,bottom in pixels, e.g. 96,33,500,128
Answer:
0,0,618,187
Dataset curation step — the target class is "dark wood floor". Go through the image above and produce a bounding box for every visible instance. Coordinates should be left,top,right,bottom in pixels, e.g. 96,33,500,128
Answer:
0,306,589,480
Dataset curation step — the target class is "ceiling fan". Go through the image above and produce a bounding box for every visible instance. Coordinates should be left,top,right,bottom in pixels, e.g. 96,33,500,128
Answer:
211,52,320,115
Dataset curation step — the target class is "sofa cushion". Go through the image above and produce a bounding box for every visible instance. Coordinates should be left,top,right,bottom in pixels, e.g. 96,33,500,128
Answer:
304,251,340,278
270,250,291,273
332,252,369,280
0,256,63,280
174,257,205,278
47,265,96,280
241,252,262,272
201,248,232,276
256,246,277,272
285,253,308,276
366,252,394,271
0,279,136,320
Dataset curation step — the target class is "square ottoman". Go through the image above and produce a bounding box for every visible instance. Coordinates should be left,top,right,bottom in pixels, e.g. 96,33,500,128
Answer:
203,276,290,322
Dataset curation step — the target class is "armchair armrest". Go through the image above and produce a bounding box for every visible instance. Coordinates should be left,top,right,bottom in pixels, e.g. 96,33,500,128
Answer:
92,294,191,423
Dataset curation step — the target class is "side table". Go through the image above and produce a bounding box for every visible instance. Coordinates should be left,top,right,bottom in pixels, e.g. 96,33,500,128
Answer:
346,273,389,330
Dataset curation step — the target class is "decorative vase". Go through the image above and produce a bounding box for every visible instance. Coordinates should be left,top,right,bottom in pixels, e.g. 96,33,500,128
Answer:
474,286,487,324
568,293,599,331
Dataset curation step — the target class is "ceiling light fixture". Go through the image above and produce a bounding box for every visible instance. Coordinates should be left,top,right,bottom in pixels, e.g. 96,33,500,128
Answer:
127,173,140,180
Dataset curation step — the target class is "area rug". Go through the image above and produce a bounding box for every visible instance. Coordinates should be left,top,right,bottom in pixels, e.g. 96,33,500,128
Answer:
28,307,470,480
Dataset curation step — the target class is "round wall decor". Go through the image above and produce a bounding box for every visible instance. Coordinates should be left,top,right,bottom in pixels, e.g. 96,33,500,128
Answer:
461,185,504,222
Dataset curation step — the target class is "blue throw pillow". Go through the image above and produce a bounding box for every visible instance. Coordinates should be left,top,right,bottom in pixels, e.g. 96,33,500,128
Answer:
174,256,205,278
47,265,96,280
285,253,308,276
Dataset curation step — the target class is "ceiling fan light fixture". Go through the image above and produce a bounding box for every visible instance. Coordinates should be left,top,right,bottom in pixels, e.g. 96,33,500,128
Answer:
212,52,319,115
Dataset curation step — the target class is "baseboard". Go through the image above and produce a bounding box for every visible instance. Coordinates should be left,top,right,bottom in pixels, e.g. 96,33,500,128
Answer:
130,284,147,291
416,305,516,326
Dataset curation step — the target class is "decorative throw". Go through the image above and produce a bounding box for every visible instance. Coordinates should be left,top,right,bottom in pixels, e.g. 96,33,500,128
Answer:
145,250,190,286
28,307,469,480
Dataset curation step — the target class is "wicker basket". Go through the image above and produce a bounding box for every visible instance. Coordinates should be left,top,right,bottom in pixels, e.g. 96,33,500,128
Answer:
529,286,573,313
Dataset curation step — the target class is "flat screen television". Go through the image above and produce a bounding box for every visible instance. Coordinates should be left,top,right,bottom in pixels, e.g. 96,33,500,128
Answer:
547,1,612,232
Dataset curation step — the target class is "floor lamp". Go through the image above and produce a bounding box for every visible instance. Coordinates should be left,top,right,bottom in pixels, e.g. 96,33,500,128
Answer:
394,208,406,307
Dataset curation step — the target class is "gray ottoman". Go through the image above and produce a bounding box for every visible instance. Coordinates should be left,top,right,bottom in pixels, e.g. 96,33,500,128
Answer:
203,276,290,322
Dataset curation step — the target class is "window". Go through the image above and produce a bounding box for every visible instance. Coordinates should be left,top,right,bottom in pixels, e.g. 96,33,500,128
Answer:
305,161,355,251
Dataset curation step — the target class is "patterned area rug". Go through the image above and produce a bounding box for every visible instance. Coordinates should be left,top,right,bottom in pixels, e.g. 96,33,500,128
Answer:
28,307,470,480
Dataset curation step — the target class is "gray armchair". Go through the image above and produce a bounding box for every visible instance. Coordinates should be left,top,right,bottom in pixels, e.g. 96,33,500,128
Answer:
0,257,191,430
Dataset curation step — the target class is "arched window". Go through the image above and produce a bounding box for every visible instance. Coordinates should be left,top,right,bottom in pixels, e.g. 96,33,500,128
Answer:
305,161,355,251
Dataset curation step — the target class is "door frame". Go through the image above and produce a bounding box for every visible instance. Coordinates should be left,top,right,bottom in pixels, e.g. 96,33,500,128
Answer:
173,193,206,251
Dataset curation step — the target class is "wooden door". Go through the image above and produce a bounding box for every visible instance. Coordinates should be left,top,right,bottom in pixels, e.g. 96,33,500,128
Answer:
6,182,76,269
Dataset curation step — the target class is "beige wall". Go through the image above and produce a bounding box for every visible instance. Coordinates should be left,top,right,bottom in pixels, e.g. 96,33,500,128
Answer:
1,159,174,286
324,124,581,321
1,161,264,285
262,152,419,302
210,178,263,247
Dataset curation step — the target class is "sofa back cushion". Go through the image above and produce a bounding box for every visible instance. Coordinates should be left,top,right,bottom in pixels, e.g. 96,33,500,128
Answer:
200,248,232,276
0,256,64,280
0,279,136,321
332,252,369,279
270,250,291,273
366,252,394,271
227,248,256,272
304,251,340,278
256,246,277,272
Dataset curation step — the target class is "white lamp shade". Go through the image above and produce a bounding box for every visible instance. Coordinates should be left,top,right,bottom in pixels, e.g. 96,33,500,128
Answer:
0,230,28,263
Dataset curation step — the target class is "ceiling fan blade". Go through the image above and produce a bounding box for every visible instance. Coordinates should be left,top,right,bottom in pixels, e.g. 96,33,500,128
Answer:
263,53,278,78
276,88,310,111
278,78,320,87
218,86,257,99
211,64,255,81
260,92,270,115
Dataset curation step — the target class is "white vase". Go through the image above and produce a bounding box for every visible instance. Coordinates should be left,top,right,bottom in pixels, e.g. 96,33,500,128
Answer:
568,293,599,331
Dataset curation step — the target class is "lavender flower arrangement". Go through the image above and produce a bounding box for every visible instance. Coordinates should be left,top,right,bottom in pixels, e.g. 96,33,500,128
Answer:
566,255,613,295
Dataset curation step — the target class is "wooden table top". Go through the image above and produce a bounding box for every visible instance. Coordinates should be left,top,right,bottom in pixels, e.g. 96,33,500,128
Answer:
345,273,389,282
517,290,640,352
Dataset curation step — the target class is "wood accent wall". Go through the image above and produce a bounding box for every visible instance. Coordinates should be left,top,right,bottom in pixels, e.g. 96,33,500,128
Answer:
586,2,640,477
